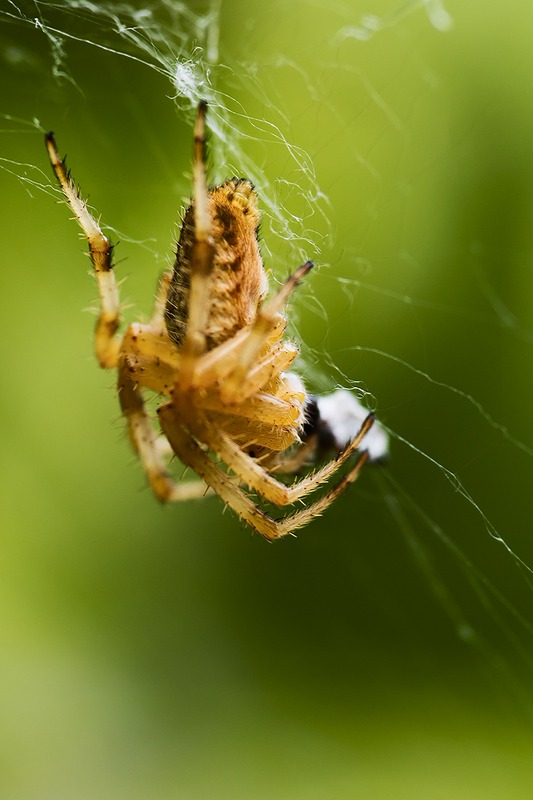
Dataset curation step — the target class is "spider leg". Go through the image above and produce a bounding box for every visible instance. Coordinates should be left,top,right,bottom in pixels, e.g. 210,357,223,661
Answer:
267,436,318,474
126,304,290,401
45,133,120,369
274,451,369,538
201,412,298,452
198,390,302,428
117,354,211,501
158,403,369,540
122,317,299,411
182,314,287,394
180,101,216,379
221,260,313,402
150,270,173,332
194,326,294,396
185,408,374,507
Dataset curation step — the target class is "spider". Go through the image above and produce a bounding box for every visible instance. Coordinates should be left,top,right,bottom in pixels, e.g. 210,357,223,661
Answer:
45,102,387,540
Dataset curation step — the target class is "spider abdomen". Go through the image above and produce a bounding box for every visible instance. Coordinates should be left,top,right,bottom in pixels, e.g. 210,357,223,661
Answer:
165,179,269,351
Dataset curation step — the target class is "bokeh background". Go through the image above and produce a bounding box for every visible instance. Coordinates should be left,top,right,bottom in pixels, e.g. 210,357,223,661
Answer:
2,1,533,798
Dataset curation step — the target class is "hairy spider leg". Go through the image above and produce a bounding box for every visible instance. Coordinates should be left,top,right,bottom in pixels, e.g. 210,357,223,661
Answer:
117,354,211,502
180,101,216,382
189,315,287,390
158,403,370,540
267,435,319,475
45,132,202,500
182,407,374,507
150,270,173,332
220,260,314,402
121,321,297,404
45,133,120,369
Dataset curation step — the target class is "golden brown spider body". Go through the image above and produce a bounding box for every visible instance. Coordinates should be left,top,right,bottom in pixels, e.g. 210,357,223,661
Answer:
46,102,384,540
165,178,267,351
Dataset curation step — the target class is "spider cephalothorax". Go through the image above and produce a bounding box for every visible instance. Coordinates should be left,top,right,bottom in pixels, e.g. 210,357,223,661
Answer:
46,101,387,539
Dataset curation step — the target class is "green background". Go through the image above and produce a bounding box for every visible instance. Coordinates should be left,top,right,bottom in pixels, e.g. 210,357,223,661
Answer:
1,1,533,797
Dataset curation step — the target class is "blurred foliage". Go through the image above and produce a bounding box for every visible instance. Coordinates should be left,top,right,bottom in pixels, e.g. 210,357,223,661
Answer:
1,1,533,798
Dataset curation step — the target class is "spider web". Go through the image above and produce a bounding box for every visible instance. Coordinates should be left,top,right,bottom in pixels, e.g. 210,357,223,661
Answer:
2,0,533,781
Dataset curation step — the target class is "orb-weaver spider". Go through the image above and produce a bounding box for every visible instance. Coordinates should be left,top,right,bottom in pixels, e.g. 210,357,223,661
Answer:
45,102,387,540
